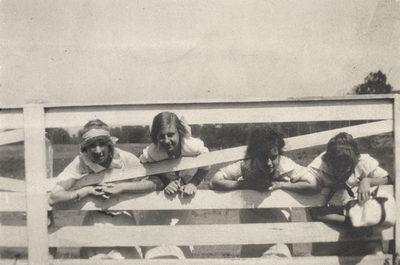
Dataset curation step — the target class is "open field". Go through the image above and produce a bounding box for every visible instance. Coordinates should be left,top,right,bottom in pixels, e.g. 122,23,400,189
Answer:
0,134,394,259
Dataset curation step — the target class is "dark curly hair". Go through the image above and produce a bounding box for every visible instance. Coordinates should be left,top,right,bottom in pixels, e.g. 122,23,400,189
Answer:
322,132,360,171
246,127,285,161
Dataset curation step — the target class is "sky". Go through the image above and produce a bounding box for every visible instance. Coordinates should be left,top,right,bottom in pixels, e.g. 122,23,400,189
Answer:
0,0,399,108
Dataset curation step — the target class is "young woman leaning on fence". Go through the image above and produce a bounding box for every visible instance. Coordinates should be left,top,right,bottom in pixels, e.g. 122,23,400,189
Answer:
48,119,164,260
136,112,210,259
307,132,391,256
209,127,320,258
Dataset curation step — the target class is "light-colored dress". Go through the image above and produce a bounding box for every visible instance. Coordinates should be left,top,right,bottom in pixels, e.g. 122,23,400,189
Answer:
308,152,389,256
219,156,307,258
309,153,388,203
55,148,142,259
137,137,209,259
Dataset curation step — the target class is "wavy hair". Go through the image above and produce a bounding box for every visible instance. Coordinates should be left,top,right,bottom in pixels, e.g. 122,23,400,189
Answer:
322,132,360,169
246,127,285,162
150,112,189,144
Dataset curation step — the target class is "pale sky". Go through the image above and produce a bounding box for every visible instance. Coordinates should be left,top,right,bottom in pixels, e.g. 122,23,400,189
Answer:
1,0,399,107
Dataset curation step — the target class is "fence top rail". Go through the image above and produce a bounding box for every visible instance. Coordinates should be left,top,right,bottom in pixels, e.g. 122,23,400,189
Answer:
0,94,396,110
0,185,393,212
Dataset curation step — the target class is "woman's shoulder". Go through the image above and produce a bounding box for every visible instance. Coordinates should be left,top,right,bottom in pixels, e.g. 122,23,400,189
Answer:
276,156,301,175
307,152,326,169
139,143,168,163
181,137,209,156
114,148,140,166
356,154,379,172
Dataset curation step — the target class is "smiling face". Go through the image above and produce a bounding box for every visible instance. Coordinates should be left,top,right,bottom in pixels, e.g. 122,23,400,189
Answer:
86,138,111,166
158,124,181,155
254,147,280,175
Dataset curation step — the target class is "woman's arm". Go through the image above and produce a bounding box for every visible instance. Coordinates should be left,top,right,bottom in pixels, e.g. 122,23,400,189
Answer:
178,169,209,195
100,176,164,198
48,179,104,206
209,171,270,191
270,172,322,193
358,175,390,203
188,169,208,186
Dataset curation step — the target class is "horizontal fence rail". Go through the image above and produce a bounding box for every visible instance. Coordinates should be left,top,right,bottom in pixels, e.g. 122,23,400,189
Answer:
1,223,393,247
0,186,393,212
0,96,395,129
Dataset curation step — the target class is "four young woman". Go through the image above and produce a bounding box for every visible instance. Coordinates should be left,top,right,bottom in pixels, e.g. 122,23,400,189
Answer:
49,115,391,259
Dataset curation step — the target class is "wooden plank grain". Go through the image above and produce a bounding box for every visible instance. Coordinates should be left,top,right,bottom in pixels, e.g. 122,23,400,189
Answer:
0,255,392,265
394,94,400,255
0,177,26,192
43,99,393,128
44,223,393,247
23,105,49,264
3,186,393,212
0,129,24,146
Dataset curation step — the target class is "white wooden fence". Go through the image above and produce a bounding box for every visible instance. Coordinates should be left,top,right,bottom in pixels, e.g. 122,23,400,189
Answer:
0,95,399,264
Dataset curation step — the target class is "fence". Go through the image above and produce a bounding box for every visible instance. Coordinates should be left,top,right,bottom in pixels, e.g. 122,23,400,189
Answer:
0,95,399,264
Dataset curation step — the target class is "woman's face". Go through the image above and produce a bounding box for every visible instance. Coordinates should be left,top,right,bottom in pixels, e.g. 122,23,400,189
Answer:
329,161,352,178
255,147,280,175
86,138,111,165
158,124,180,154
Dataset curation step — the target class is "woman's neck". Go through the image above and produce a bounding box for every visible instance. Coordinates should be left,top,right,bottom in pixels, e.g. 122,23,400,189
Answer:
99,152,113,168
167,144,181,158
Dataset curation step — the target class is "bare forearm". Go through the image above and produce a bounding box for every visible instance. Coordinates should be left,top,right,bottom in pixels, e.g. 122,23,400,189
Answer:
369,176,389,186
209,173,256,191
121,178,164,192
276,172,321,193
279,180,321,193
211,179,250,190
48,186,91,206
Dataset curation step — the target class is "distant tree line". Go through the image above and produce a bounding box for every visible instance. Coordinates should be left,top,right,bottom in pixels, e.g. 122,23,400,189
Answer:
46,120,369,150
47,126,151,145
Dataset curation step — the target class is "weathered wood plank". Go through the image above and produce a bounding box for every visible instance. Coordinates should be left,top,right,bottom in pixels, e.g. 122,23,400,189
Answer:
0,129,24,146
284,120,392,151
394,95,400,255
0,109,24,129
1,186,393,212
44,99,393,128
0,177,26,192
23,105,49,264
48,224,393,247
0,255,392,265
1,223,392,247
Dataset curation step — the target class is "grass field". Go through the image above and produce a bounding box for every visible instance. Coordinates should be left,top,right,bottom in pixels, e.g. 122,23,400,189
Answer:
0,134,394,259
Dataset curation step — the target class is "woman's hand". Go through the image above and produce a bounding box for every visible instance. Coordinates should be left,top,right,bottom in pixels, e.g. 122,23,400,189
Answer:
164,180,181,194
245,179,271,191
268,181,283,191
97,183,124,199
84,185,105,197
179,183,197,195
358,178,371,205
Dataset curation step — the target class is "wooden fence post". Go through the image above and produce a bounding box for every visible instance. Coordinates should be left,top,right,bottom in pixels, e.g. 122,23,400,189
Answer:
23,105,49,264
394,95,400,264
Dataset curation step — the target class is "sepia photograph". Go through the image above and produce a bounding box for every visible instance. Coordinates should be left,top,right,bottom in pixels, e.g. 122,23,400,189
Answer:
0,0,399,264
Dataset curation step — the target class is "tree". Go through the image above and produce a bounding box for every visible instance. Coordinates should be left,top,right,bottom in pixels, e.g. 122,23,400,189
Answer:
353,70,393,94
47,128,71,144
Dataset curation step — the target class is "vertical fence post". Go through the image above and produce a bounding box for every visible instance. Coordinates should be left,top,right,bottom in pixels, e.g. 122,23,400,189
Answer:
24,105,49,264
394,95,400,264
